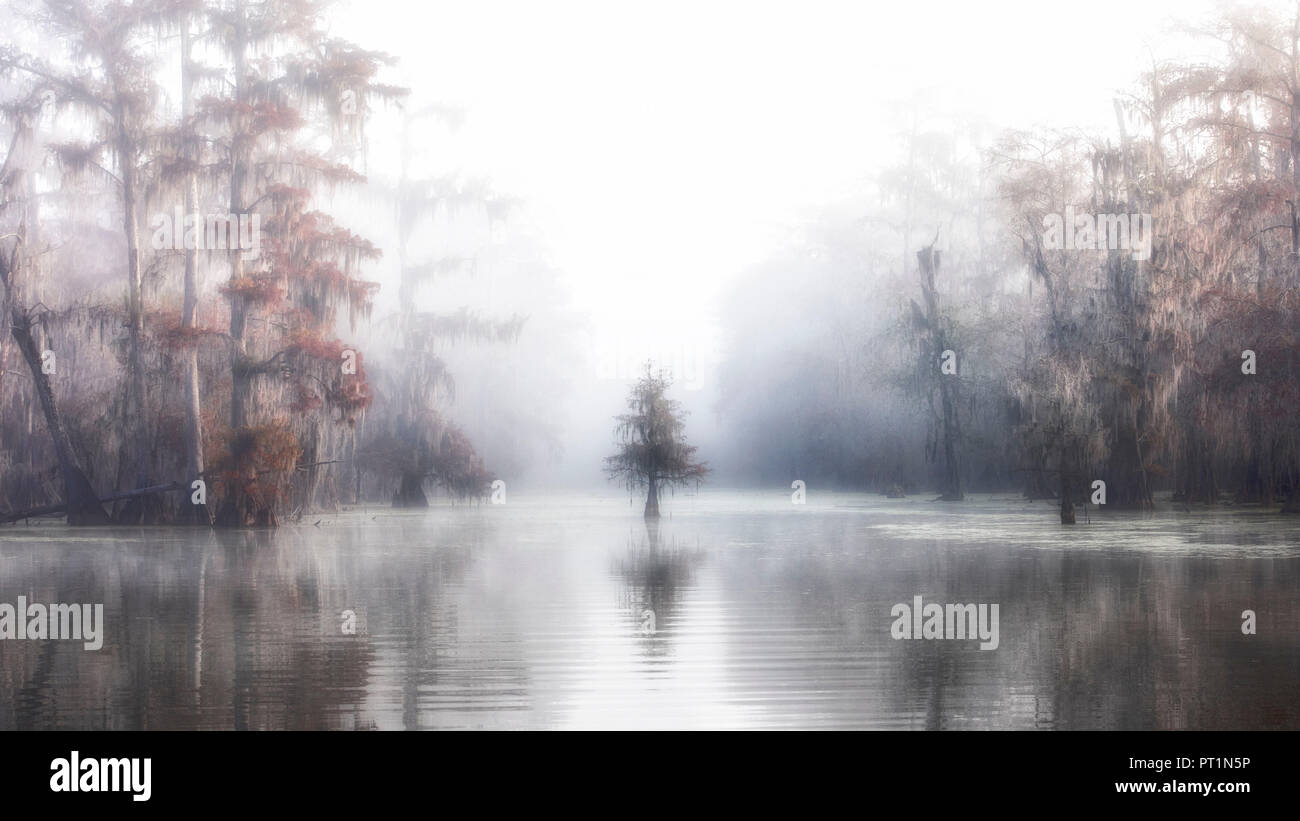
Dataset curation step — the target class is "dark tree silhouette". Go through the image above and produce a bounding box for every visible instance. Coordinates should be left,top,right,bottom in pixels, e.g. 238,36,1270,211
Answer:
605,364,709,518
911,241,963,501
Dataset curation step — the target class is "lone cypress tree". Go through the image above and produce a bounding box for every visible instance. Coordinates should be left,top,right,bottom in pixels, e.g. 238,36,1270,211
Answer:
605,364,709,518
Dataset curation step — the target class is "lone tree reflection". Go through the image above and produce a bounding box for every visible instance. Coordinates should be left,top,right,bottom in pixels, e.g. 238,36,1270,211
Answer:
605,364,709,518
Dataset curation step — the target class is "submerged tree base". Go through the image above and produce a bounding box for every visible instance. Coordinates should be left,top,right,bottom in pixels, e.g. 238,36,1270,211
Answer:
213,507,278,528
643,479,660,518
114,492,165,525
175,502,212,526
214,489,278,528
392,473,429,508
63,468,111,526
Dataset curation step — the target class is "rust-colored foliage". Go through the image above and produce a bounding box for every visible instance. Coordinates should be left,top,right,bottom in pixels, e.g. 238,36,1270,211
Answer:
208,423,302,525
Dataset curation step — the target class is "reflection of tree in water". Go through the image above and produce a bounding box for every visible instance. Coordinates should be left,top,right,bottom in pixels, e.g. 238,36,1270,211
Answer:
879,549,1094,730
281,514,483,730
1039,553,1300,729
0,531,248,729
0,518,489,729
612,520,704,658
189,518,481,729
207,527,380,730
874,548,1300,730
4,514,1297,729
377,519,480,730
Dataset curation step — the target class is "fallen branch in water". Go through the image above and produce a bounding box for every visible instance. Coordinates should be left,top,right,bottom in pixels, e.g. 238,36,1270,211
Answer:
1,462,340,524
0,482,184,524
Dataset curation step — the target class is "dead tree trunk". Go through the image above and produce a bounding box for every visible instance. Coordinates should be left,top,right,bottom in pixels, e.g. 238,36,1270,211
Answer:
9,308,110,525
917,243,962,501
1,482,184,524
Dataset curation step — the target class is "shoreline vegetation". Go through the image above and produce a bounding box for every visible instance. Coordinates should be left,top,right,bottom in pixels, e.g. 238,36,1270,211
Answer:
1,2,1300,530
2,489,1292,530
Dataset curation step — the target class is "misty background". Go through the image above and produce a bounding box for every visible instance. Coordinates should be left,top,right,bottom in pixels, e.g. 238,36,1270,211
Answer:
326,0,1220,491
4,0,1291,518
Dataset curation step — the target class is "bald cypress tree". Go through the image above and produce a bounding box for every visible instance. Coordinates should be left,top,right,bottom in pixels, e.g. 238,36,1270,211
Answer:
605,365,709,518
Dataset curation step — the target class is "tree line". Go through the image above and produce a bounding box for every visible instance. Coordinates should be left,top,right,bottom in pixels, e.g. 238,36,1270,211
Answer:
0,0,517,527
716,5,1300,521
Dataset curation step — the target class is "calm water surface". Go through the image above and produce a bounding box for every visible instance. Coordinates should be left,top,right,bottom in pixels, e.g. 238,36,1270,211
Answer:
0,492,1297,730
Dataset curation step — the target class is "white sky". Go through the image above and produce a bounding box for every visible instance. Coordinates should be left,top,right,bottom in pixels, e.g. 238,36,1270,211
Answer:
334,0,1225,373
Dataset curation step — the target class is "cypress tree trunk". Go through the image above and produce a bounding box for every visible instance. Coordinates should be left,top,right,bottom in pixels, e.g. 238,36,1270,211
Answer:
1059,439,1076,525
215,8,263,529
9,308,110,525
178,14,209,526
115,110,162,525
918,244,962,501
644,475,660,518
938,374,962,500
393,471,428,508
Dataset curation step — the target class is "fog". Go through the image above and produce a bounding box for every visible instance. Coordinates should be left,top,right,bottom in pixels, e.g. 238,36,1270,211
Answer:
326,0,1221,491
5,0,1300,744
325,0,1216,493
2,0,1297,521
